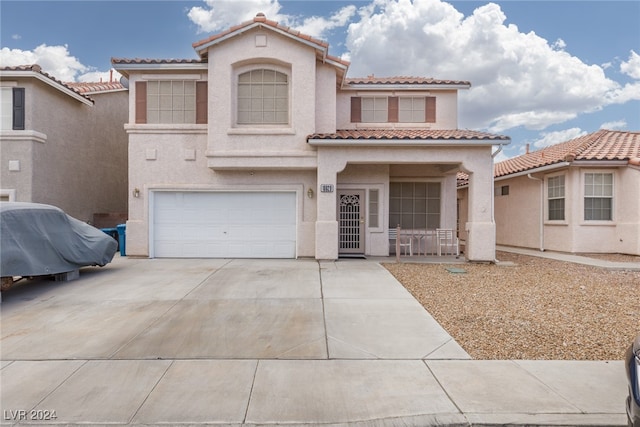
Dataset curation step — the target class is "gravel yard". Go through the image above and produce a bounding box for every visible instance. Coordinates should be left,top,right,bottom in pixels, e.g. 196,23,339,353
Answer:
383,251,640,360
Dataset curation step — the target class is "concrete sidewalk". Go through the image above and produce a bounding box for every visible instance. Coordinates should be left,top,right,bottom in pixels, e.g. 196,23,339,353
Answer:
0,256,629,426
497,245,640,271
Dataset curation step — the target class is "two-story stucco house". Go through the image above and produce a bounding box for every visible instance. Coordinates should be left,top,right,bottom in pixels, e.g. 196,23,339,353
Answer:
0,65,128,224
458,129,640,256
112,13,510,261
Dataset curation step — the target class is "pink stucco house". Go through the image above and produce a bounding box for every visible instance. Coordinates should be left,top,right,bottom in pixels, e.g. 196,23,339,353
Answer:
458,129,640,256
112,13,510,261
0,65,128,225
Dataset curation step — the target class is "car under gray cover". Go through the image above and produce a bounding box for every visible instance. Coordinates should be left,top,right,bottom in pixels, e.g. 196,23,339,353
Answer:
1,202,117,279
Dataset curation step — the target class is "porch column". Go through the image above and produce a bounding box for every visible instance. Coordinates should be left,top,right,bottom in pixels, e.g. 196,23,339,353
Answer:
465,161,496,262
315,151,343,260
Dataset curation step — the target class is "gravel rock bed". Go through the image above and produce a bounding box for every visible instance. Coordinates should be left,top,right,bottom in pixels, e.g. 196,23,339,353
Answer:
383,251,640,360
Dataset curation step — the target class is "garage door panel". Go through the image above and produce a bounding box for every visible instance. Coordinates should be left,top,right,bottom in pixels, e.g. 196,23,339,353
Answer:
153,192,296,258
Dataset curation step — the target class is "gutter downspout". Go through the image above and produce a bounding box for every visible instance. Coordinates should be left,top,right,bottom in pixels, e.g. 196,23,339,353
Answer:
527,173,544,251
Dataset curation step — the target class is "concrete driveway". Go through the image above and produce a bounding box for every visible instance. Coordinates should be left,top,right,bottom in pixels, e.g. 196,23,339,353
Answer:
0,256,628,426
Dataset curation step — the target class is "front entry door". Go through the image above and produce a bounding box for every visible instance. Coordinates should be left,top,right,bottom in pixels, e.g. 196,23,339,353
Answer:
337,190,365,254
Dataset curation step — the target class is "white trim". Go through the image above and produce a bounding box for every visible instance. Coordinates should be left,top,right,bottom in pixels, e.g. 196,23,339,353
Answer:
0,130,48,143
124,124,207,134
141,74,205,80
494,162,571,181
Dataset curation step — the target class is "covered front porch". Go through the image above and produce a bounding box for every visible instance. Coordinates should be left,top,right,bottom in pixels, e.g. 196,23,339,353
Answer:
308,133,510,262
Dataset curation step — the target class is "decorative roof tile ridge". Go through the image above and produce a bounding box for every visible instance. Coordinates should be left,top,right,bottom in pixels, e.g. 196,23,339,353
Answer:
66,81,126,94
111,57,205,64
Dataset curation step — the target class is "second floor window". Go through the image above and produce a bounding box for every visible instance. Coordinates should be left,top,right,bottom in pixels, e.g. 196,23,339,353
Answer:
147,81,195,124
584,173,613,221
351,96,436,124
135,80,207,124
547,175,565,220
237,69,288,125
1,87,25,130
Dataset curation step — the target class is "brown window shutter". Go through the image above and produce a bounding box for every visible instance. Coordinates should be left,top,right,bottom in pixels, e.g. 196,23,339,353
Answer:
388,96,398,122
351,97,361,123
425,96,436,123
12,87,25,130
196,81,208,124
135,81,147,124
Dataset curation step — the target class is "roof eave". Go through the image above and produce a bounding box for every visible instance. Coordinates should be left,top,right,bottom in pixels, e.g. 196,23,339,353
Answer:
344,83,471,91
112,62,208,78
495,162,572,181
308,138,510,147
0,70,93,106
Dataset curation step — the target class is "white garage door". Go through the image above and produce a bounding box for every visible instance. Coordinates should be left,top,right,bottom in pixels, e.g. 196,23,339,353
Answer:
153,192,296,258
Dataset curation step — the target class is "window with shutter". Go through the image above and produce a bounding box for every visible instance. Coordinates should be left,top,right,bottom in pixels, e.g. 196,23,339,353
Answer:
135,81,147,124
350,97,361,123
12,87,25,130
425,96,436,123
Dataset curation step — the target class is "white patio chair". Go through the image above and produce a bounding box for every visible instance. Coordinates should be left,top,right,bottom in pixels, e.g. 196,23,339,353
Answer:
436,228,459,256
389,227,412,256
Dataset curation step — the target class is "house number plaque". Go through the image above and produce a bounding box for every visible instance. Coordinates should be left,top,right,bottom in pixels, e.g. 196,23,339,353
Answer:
320,184,334,193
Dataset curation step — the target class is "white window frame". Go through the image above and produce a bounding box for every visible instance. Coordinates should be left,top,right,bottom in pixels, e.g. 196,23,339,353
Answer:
583,171,614,222
546,174,566,221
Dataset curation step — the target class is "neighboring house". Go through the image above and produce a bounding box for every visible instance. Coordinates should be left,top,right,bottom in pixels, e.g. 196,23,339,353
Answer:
459,129,640,256
0,65,129,225
112,13,510,261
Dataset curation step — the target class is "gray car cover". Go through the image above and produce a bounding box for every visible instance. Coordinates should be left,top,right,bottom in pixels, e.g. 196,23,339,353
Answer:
1,202,117,277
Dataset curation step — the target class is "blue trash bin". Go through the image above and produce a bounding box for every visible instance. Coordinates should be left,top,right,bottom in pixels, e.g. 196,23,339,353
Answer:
116,224,126,256
100,227,119,251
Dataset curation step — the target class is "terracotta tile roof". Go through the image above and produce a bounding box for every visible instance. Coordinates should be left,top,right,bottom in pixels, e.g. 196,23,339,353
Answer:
308,129,509,141
495,129,640,177
345,76,471,86
66,82,125,94
0,64,94,103
110,58,205,65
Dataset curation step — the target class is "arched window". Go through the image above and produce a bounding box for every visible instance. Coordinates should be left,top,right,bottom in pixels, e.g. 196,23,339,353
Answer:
237,69,288,125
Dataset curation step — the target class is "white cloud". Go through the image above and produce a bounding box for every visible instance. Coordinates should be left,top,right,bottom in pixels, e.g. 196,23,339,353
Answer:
530,128,587,149
600,120,627,130
621,50,640,79
187,0,356,40
0,44,87,82
296,5,357,39
188,0,286,33
344,0,638,133
11,34,21,40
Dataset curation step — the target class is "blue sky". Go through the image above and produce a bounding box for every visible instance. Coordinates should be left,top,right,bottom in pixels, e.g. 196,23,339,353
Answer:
2,0,639,160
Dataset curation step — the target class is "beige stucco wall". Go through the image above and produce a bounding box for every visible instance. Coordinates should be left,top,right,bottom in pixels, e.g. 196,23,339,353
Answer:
207,28,320,159
125,129,318,257
480,165,640,256
0,78,128,222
